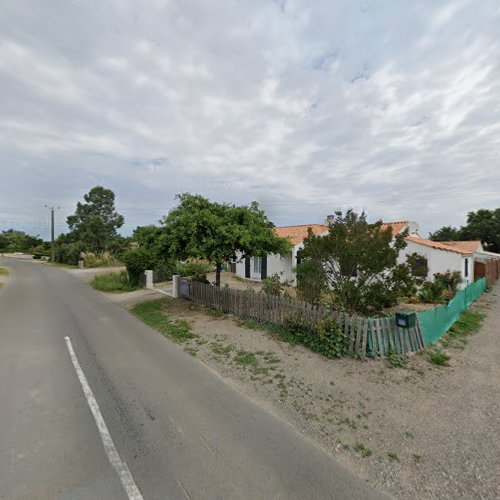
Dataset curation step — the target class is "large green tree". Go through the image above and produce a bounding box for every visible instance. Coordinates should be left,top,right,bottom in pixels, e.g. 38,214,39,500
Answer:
162,193,291,287
299,210,414,314
429,208,500,252
66,186,124,254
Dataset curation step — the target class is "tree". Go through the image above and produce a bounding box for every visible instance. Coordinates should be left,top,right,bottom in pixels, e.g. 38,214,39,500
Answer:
429,208,500,252
66,186,124,254
429,225,462,242
162,193,291,287
298,210,414,314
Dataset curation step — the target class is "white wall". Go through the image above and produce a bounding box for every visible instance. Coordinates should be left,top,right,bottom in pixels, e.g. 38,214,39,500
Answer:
399,241,474,288
234,251,295,282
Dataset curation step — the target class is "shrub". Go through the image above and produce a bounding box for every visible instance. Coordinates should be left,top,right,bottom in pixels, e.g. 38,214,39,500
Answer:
281,314,348,358
55,241,85,265
296,259,327,304
123,247,157,285
81,251,120,268
418,280,446,303
90,271,138,293
262,272,292,297
177,260,212,283
434,270,463,293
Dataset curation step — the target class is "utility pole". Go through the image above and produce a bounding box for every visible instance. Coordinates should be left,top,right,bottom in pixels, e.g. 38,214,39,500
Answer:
45,205,60,262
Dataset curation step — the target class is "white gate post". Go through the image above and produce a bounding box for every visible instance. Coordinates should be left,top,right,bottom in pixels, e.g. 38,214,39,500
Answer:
172,274,180,298
144,270,154,289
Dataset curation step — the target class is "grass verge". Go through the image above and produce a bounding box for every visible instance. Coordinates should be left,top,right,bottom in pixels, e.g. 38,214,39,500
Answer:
131,299,197,343
441,310,485,349
0,267,9,276
90,271,139,293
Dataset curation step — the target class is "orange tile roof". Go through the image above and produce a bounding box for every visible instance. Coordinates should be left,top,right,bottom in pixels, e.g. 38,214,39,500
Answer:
274,224,329,245
380,221,410,236
441,241,482,253
406,237,474,255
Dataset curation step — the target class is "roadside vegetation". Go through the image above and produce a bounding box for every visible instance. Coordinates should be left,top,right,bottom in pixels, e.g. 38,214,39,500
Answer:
0,267,9,276
89,271,139,293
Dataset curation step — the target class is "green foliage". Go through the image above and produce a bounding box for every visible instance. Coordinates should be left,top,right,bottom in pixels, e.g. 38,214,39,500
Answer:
299,210,415,314
0,229,44,253
89,271,138,293
123,247,157,285
162,193,291,287
385,350,407,368
131,299,197,343
434,270,463,293
429,226,463,242
296,259,327,304
406,252,428,278
66,186,124,255
426,349,450,366
261,272,292,297
0,267,9,276
354,443,373,458
54,239,86,265
418,280,446,303
178,260,213,277
281,313,348,358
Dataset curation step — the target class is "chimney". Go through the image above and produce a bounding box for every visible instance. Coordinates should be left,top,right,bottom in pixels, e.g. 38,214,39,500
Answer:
325,214,336,226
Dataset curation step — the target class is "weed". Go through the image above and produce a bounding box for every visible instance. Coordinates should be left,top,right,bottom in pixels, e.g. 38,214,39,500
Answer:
90,271,139,293
426,349,450,366
354,443,372,458
207,307,226,319
210,342,235,357
184,347,198,357
386,350,407,369
441,310,485,348
0,267,9,276
413,454,421,463
405,431,414,439
278,380,288,400
234,350,259,368
387,452,399,462
131,299,197,343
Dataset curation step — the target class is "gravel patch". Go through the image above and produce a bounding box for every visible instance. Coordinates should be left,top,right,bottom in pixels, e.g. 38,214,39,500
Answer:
130,287,500,499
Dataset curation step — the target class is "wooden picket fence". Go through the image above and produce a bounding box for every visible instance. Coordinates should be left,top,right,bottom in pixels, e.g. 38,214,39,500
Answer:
180,279,425,359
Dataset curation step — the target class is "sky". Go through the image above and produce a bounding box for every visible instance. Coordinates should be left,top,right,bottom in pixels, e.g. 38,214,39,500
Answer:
1,0,499,240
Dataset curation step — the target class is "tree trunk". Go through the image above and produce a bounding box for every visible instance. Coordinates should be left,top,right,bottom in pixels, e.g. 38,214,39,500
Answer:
215,262,222,287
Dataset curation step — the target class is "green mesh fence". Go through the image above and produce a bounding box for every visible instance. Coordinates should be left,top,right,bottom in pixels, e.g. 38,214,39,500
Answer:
417,278,487,345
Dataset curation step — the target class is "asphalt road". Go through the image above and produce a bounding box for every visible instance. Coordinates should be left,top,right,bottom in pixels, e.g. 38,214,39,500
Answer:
0,258,388,500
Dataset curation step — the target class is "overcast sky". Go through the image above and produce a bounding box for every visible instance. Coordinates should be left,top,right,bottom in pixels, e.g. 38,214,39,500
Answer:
1,0,499,240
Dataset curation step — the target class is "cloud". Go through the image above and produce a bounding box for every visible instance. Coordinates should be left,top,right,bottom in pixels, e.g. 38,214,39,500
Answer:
0,0,499,239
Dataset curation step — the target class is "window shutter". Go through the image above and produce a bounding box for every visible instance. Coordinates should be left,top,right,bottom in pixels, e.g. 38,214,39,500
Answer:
245,256,250,278
261,255,267,280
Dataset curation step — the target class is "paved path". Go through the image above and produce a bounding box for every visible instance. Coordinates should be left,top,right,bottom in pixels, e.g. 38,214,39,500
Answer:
0,258,387,500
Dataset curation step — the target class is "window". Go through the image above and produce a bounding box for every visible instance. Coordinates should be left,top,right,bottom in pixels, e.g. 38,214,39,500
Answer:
253,257,261,274
407,253,428,278
464,258,469,278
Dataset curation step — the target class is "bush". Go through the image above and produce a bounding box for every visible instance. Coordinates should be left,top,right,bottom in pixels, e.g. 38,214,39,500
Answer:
177,260,212,283
296,260,327,304
123,247,157,285
434,270,463,293
262,272,292,297
55,241,85,265
418,280,446,303
281,314,348,358
90,271,138,293
81,251,120,268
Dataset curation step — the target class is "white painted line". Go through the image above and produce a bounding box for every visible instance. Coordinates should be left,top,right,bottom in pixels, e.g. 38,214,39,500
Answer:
64,336,144,500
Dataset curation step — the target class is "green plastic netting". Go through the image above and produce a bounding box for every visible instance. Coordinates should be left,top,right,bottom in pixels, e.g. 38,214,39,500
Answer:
417,278,487,345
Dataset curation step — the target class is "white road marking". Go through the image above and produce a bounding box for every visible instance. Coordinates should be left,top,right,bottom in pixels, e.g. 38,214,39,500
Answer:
64,336,144,500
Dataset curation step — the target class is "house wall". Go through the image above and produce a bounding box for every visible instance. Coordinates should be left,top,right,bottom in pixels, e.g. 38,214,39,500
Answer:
234,252,295,282
399,241,474,288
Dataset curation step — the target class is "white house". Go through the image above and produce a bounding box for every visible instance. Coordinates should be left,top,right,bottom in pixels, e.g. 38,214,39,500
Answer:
398,237,475,288
234,219,416,284
234,223,329,283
